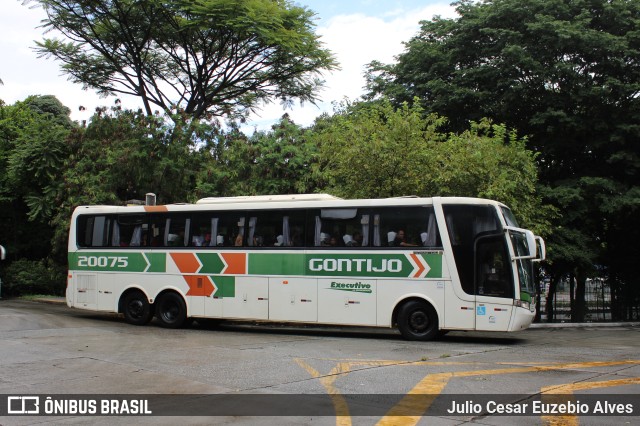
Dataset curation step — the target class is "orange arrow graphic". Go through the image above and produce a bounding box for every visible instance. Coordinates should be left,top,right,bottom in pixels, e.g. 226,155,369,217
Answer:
184,275,216,297
171,252,201,273
410,253,426,278
221,252,246,275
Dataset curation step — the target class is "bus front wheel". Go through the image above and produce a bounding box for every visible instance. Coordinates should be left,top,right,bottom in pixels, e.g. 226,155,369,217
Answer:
155,292,187,328
122,291,153,326
397,300,439,341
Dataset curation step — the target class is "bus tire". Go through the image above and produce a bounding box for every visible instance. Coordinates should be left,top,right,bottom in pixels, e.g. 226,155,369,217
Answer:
122,290,153,326
397,300,439,341
155,292,187,328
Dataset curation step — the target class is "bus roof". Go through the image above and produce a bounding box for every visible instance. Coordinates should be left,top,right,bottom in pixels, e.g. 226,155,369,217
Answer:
72,195,507,216
196,193,341,204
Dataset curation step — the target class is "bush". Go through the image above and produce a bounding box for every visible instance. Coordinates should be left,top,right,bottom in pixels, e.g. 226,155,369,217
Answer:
0,259,66,297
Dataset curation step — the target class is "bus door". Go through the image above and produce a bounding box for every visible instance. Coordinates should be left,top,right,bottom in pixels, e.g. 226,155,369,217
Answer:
474,232,515,331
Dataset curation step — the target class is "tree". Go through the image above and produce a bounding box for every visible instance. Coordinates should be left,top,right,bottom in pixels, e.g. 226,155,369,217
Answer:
0,96,72,261
310,100,445,199
32,0,337,122
194,115,317,198
309,99,551,233
365,0,640,321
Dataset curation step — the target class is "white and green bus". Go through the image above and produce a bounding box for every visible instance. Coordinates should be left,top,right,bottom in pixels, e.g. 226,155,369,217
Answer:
67,194,545,340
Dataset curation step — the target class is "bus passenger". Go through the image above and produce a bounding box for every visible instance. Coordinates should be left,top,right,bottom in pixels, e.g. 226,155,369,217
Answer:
395,229,417,247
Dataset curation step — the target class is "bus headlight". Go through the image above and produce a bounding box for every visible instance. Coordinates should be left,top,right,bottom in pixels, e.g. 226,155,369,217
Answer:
514,300,532,311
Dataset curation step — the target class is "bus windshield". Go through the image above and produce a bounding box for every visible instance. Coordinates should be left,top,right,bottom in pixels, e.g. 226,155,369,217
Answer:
501,207,519,228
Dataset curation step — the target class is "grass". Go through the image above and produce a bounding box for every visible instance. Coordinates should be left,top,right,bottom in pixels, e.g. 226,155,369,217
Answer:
18,294,62,300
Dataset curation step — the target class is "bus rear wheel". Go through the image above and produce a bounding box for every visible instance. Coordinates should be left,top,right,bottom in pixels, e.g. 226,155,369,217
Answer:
122,291,153,326
397,300,439,341
155,292,187,328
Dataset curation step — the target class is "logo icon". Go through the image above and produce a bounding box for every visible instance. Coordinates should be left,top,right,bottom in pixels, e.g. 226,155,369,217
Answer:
7,396,40,414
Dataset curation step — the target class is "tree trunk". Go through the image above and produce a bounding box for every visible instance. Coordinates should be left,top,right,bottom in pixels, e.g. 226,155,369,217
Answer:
572,270,587,322
545,275,559,323
569,273,575,321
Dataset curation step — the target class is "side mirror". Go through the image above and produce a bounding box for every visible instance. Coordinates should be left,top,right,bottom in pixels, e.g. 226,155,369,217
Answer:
525,230,536,258
505,227,538,260
0,245,5,261
534,236,546,262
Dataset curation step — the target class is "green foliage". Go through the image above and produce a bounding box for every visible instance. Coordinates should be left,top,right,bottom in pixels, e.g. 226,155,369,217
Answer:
193,115,318,198
309,99,552,233
1,258,66,297
311,99,445,198
32,0,337,122
0,96,71,261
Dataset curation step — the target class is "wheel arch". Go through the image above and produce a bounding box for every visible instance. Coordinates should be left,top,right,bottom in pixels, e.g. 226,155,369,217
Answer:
154,287,189,316
118,286,152,314
391,295,441,329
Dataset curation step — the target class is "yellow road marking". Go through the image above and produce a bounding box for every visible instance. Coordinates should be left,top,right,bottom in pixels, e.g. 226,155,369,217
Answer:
295,358,640,426
295,359,353,426
540,377,640,426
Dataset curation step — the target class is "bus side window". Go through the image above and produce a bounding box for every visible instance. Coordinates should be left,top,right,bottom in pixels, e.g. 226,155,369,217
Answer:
314,208,368,248
164,215,189,247
76,215,113,248
284,211,306,247
190,215,218,247
116,215,146,247
373,207,439,248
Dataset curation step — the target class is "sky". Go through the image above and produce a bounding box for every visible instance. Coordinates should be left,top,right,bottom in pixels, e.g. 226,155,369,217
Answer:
1,0,457,131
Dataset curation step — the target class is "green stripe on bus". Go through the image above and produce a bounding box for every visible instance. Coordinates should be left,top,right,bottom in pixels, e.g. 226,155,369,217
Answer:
69,251,443,279
248,252,443,278
304,253,414,277
69,252,149,272
145,253,166,272
248,253,306,275
211,276,235,298
420,253,442,278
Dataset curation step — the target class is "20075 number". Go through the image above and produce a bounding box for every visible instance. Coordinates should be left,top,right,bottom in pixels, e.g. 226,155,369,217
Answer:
78,255,128,268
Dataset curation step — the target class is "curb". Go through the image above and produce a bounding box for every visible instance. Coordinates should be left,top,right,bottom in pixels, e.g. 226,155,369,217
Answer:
530,322,640,328
32,297,67,305
25,297,640,329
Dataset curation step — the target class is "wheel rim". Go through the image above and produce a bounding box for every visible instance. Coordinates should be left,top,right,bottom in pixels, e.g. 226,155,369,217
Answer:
128,299,145,319
409,309,429,334
161,300,179,323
